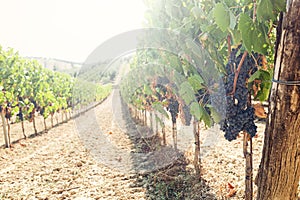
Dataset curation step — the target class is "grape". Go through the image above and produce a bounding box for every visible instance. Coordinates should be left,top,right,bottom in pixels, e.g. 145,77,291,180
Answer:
180,104,192,126
167,97,179,124
5,103,12,120
17,111,24,121
40,107,45,116
157,76,169,85
29,112,33,119
219,50,259,141
31,99,37,108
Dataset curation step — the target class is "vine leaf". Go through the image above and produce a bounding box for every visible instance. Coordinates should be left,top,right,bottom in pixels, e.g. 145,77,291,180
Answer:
190,102,201,120
191,6,203,19
188,74,204,91
190,102,212,127
272,0,286,12
207,105,222,123
238,14,268,55
179,81,195,105
257,0,276,21
200,106,212,127
229,11,237,30
248,69,272,101
152,102,169,119
143,84,152,95
213,3,230,32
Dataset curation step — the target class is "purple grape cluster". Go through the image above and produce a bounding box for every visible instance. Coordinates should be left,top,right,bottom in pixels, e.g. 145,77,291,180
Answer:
220,48,260,141
167,97,179,124
180,104,192,126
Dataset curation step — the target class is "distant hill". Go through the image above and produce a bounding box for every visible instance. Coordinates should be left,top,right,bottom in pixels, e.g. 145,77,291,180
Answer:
27,56,131,84
26,57,82,77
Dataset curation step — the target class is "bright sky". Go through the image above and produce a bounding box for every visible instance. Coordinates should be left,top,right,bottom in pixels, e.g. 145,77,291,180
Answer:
0,0,146,63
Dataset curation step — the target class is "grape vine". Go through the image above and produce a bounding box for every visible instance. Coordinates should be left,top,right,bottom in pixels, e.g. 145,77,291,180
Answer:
0,46,111,147
119,0,285,198
220,47,262,141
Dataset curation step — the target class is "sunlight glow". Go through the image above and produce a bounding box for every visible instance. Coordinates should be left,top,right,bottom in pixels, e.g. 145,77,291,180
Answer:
0,0,146,62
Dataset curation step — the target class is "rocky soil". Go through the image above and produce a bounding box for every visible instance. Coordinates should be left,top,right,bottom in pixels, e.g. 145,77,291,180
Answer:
0,90,299,199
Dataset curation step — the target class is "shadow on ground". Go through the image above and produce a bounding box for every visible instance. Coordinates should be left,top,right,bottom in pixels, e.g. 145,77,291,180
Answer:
118,90,217,199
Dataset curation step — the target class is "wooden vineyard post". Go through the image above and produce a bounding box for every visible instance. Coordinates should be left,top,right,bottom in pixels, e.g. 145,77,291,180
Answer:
1,110,10,148
51,113,54,127
156,114,159,136
193,119,200,177
256,1,300,198
243,132,253,200
6,117,11,145
172,122,177,150
162,115,166,145
56,112,59,125
43,118,48,133
150,111,153,132
32,112,38,135
155,112,159,136
21,120,26,139
65,111,68,122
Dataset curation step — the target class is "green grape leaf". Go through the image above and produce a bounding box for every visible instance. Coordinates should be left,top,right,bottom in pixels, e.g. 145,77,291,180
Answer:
273,0,286,12
179,81,195,105
19,101,25,107
213,3,230,32
155,115,165,127
11,106,19,116
190,102,201,120
188,74,205,91
169,56,183,74
0,92,4,104
185,39,202,56
249,69,272,101
238,14,253,52
257,0,276,21
207,105,221,123
191,6,203,19
229,10,237,30
143,84,153,95
257,81,271,101
5,91,13,101
248,69,271,82
238,14,268,55
229,28,242,45
200,106,213,127
152,102,169,119
248,70,262,82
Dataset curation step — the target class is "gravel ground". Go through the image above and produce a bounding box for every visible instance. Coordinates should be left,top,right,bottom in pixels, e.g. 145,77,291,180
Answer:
0,90,299,199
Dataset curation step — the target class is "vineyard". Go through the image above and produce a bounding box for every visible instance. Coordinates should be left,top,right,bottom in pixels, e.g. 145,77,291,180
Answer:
0,46,111,148
1,0,300,199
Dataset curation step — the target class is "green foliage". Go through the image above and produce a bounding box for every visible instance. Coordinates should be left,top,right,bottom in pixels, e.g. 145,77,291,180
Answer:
257,0,276,21
238,14,269,54
0,45,111,123
187,75,204,92
248,69,272,101
213,3,230,32
120,0,285,130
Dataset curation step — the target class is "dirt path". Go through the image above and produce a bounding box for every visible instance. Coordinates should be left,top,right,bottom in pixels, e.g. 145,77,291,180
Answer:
2,88,297,199
0,94,147,199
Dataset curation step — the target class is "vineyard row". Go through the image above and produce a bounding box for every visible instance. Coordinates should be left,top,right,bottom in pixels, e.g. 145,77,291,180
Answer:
0,46,111,148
